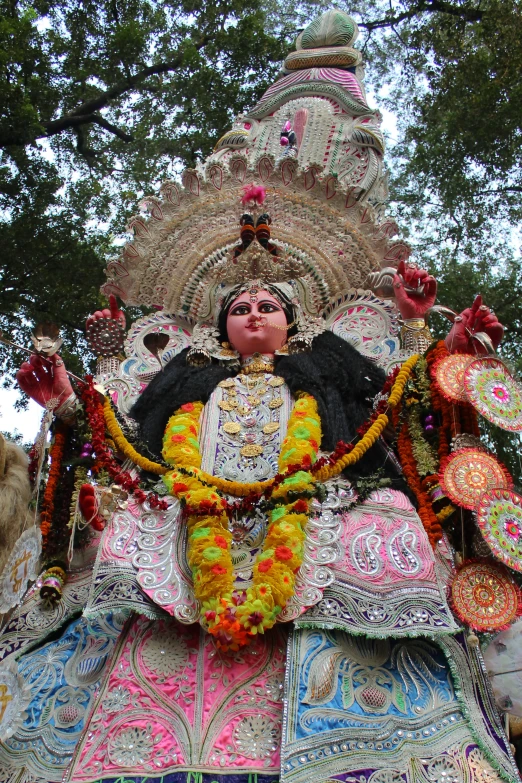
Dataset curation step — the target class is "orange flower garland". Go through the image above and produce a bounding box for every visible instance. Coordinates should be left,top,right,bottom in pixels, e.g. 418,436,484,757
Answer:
40,422,68,551
393,403,442,547
396,341,486,546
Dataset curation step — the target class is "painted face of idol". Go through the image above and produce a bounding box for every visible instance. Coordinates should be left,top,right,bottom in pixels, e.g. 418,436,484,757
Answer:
226,290,288,357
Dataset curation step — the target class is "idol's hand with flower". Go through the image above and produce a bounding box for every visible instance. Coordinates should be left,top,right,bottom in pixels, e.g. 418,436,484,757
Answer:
392,260,437,320
16,353,76,417
445,295,504,355
86,294,126,332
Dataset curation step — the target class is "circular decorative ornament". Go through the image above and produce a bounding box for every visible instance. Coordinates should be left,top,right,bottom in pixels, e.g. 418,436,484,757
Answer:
0,527,41,614
0,660,31,741
432,353,473,403
450,559,521,632
86,318,125,358
464,357,522,432
439,448,512,510
476,488,522,572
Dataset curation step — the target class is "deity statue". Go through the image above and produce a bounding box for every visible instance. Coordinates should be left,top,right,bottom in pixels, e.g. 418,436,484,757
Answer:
0,9,520,783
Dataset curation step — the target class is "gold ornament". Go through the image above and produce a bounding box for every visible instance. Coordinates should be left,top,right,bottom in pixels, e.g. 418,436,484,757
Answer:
241,360,275,375
263,422,280,434
268,376,284,387
218,400,233,411
223,422,241,434
269,397,284,409
240,444,264,458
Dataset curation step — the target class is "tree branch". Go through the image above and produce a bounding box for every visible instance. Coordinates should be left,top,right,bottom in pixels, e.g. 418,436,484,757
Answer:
360,0,483,31
44,112,134,141
37,33,211,142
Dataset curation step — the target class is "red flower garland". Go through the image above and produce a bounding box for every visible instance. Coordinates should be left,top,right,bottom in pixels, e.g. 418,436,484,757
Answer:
81,377,168,510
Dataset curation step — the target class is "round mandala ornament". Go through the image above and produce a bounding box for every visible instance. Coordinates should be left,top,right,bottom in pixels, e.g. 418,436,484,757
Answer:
439,448,512,510
0,527,41,614
450,559,521,632
476,488,522,573
464,357,522,432
86,318,125,358
0,660,31,741
432,353,473,403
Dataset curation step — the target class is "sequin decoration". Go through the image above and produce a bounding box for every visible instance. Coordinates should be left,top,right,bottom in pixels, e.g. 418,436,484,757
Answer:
433,353,473,403
476,488,522,573
450,560,521,632
439,448,512,510
464,357,522,432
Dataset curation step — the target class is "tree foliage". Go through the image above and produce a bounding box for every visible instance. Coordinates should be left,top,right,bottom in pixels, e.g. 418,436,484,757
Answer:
0,0,290,378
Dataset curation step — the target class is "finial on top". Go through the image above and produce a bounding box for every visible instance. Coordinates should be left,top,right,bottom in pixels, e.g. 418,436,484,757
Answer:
296,9,359,50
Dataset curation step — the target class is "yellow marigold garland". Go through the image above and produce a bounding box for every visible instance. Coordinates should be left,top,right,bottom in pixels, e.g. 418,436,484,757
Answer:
104,398,167,475
162,397,321,650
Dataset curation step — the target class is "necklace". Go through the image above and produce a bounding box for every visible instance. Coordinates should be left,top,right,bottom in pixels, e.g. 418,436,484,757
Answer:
241,352,275,375
218,374,283,461
104,353,420,495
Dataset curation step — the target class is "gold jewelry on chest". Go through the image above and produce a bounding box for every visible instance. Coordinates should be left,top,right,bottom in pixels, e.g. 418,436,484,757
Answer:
217,372,284,457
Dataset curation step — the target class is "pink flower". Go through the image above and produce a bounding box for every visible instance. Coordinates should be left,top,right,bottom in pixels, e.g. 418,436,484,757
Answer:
241,184,266,206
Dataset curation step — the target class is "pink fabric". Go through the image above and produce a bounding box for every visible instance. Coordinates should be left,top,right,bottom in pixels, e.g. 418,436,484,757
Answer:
336,488,437,584
68,616,286,781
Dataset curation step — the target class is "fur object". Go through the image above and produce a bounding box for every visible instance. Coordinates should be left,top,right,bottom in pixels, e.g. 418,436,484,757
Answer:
0,435,32,575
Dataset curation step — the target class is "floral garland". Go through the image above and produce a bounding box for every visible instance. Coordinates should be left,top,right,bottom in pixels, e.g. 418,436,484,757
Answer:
393,401,443,547
103,398,166,475
395,342,485,546
81,378,168,510
162,395,321,650
40,422,68,552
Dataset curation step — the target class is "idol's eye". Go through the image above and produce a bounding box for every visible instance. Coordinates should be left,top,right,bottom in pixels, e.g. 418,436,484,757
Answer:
230,304,251,316
258,302,281,313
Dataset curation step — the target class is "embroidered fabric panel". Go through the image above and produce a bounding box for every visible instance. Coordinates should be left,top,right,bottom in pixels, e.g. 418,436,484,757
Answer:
0,566,92,662
85,498,197,621
296,489,459,638
281,629,519,783
66,614,287,782
83,774,279,783
0,612,126,783
438,633,520,782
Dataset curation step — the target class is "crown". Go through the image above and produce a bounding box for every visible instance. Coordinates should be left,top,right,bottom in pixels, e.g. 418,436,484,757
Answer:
211,242,305,285
210,211,306,285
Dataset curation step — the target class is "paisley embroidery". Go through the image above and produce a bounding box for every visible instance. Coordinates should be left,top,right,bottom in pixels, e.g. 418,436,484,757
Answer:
282,629,516,783
297,489,459,638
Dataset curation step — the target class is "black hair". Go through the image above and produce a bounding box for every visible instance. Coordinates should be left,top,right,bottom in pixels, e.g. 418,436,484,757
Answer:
130,329,409,494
